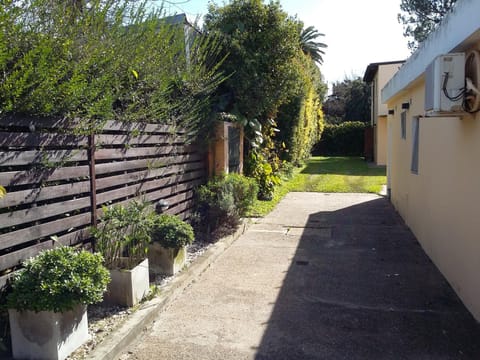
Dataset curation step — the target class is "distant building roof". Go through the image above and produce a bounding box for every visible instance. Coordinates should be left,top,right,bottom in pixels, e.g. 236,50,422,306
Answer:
162,13,201,34
363,60,405,83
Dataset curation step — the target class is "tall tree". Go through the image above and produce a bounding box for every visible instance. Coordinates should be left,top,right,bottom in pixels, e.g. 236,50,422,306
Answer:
204,0,301,120
398,0,457,51
323,77,370,124
300,25,327,64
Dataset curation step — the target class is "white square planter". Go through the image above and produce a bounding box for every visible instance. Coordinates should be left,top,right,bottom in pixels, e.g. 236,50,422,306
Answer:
148,243,187,276
103,258,150,307
8,305,88,360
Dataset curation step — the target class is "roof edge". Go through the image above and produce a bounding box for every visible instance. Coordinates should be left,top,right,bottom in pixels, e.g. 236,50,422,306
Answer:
382,0,480,104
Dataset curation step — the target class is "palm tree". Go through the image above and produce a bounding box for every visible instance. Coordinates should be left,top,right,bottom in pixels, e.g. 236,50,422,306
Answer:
300,26,327,64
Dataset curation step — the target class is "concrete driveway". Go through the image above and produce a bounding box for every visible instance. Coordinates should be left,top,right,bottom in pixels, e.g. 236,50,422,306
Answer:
120,193,480,359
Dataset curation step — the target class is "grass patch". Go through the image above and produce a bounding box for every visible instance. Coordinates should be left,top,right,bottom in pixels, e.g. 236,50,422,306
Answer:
247,156,386,217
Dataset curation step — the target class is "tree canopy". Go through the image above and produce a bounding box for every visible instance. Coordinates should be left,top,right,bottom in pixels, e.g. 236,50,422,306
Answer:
398,0,457,51
204,0,301,120
323,77,370,124
204,0,327,196
300,25,327,64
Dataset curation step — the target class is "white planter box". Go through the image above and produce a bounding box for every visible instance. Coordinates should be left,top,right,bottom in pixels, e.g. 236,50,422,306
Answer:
103,258,150,307
9,305,88,360
148,243,187,276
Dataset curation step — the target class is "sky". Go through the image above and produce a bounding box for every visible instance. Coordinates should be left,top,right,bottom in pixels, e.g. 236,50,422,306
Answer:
156,0,411,88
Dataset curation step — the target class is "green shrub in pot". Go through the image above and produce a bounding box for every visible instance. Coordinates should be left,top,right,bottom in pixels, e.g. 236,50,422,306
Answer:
148,214,194,276
6,246,110,313
91,200,155,270
151,214,194,249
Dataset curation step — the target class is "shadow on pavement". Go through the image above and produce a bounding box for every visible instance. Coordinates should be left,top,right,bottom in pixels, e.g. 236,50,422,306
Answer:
254,197,480,359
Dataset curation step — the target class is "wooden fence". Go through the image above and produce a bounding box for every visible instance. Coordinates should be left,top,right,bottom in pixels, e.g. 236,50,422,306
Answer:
0,117,206,287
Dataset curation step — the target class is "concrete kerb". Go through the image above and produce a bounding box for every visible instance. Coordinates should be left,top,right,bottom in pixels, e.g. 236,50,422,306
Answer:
87,219,252,360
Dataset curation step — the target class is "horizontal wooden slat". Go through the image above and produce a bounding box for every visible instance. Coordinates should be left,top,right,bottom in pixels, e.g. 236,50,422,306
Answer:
0,181,91,207
95,168,204,191
0,165,90,186
0,132,88,148
94,146,201,161
95,158,204,176
96,177,203,206
0,117,83,130
95,133,183,146
143,189,194,208
0,196,90,229
0,228,88,272
0,213,90,250
165,199,195,217
101,120,178,134
0,149,88,166
0,241,54,271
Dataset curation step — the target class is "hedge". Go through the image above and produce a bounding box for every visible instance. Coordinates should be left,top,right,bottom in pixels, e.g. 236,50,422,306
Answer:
313,121,367,156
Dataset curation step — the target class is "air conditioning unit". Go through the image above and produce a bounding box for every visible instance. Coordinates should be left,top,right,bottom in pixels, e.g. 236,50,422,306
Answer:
425,53,465,114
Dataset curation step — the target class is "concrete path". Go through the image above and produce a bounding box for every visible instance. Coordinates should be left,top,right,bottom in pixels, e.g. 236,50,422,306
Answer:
119,193,480,359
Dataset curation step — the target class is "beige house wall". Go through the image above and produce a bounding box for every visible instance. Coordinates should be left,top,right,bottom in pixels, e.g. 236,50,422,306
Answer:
370,63,403,165
375,116,388,165
386,80,480,321
376,64,404,117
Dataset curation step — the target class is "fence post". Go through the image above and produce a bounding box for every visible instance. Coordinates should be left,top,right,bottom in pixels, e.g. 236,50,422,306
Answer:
88,133,98,251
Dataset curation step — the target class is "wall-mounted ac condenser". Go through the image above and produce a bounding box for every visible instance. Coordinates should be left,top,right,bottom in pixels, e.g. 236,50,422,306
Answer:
425,53,465,114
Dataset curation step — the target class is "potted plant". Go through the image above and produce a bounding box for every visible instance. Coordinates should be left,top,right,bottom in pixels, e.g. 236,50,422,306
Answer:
6,246,110,360
91,200,154,307
148,214,194,276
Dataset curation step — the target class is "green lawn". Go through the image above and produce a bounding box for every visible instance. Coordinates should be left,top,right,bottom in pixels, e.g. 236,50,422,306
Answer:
247,156,386,217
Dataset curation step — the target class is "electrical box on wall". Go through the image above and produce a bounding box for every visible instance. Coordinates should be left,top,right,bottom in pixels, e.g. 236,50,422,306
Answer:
425,53,465,114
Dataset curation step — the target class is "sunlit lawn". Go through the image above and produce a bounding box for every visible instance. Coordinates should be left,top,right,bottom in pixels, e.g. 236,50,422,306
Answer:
247,156,386,217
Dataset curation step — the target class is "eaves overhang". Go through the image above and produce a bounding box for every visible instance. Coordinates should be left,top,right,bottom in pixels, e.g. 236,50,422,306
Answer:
363,60,405,83
382,0,480,104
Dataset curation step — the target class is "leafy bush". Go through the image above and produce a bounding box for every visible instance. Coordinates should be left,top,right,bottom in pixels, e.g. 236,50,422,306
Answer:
151,214,194,249
248,153,281,201
277,52,325,166
313,121,367,156
91,201,155,269
0,1,225,140
6,247,110,313
195,173,257,239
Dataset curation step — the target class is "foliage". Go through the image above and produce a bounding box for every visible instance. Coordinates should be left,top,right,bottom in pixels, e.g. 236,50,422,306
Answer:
194,173,258,239
244,116,282,200
300,25,327,64
0,186,5,199
323,76,370,124
247,151,281,201
91,201,155,269
150,214,194,249
6,247,110,313
277,52,325,166
204,0,328,199
398,0,457,51
313,121,367,156
204,0,302,121
0,0,225,140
